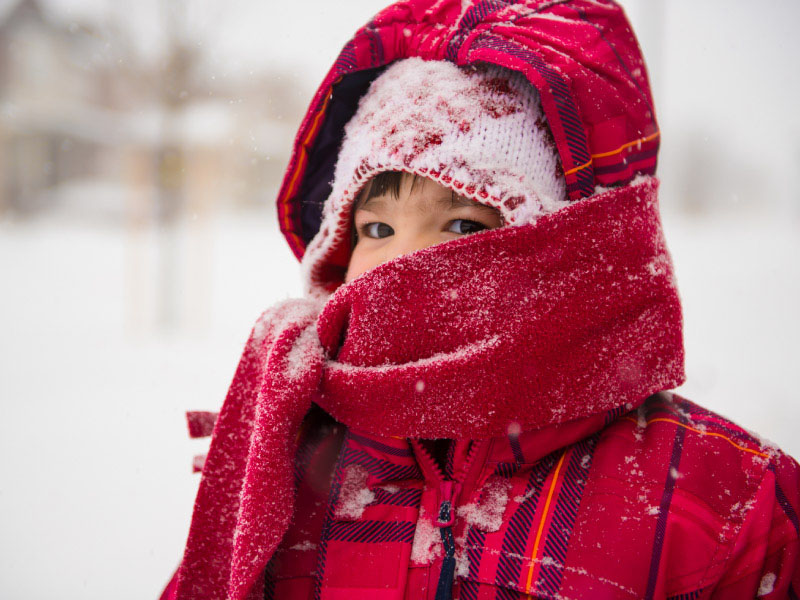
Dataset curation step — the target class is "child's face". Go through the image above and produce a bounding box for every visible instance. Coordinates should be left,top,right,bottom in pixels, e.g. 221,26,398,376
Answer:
345,173,503,282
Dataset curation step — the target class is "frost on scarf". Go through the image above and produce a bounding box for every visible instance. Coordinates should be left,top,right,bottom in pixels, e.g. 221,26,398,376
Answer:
251,297,326,351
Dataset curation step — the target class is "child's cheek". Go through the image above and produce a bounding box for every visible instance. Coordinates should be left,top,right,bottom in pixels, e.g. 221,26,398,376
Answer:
344,246,373,283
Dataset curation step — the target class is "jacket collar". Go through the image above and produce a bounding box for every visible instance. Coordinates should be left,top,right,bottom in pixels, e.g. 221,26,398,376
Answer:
345,401,623,502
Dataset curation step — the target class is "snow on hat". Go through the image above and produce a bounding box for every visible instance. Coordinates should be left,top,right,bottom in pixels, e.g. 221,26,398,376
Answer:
302,57,568,290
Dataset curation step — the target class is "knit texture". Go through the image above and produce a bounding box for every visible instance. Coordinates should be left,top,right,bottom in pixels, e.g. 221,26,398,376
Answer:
302,58,567,292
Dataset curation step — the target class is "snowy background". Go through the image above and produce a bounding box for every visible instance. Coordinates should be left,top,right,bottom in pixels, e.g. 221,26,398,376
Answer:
1,0,799,598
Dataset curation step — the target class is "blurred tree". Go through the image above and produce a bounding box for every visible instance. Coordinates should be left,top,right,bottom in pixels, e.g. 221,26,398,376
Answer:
154,0,196,328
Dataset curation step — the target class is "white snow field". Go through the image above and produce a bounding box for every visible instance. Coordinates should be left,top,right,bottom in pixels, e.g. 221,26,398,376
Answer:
0,207,798,599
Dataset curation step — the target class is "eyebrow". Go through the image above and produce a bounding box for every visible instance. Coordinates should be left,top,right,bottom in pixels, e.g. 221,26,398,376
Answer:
356,191,496,213
439,194,485,209
355,194,387,211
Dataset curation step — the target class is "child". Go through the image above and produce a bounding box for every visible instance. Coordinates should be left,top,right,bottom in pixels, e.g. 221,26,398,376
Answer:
163,1,800,598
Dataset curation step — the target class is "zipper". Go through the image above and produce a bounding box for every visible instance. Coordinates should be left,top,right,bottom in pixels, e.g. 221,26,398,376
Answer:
410,440,484,600
412,439,448,482
435,491,456,600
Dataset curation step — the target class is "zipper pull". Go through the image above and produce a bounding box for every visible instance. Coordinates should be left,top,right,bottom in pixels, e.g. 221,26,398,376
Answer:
435,482,459,599
436,481,460,527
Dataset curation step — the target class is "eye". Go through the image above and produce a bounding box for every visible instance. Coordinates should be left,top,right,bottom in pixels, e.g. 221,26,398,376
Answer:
363,222,394,239
447,219,488,235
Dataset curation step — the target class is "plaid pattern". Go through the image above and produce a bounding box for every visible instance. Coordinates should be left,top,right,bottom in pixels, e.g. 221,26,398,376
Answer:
467,32,595,199
446,0,517,62
262,394,800,599
326,520,417,543
494,450,559,591
666,591,702,600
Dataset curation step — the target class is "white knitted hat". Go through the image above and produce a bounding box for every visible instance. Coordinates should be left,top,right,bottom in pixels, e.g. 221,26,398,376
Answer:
303,57,568,290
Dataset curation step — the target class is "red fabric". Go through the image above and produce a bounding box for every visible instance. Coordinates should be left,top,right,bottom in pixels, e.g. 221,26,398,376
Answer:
159,572,177,600
186,411,218,438
278,0,659,260
268,395,800,599
270,396,800,599
173,179,686,599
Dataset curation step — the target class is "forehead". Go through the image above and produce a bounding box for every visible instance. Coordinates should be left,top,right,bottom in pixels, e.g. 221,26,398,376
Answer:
356,174,480,211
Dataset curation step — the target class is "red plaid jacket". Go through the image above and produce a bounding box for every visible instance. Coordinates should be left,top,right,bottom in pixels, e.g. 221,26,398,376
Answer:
256,393,799,599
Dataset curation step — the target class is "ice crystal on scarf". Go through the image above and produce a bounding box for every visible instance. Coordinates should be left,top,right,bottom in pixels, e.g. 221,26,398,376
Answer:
285,326,324,382
251,297,325,350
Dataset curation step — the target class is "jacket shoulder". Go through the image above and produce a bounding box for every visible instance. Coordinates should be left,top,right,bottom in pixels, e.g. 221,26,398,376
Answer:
600,392,793,482
587,392,799,594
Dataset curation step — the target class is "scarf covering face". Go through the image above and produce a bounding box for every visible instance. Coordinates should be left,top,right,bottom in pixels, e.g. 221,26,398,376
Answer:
174,178,684,600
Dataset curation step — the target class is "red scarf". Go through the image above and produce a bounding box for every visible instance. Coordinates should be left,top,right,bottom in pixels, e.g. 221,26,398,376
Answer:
174,178,684,599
